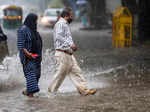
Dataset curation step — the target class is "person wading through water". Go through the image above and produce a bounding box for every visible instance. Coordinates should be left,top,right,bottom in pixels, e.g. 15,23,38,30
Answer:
17,13,42,97
48,7,96,95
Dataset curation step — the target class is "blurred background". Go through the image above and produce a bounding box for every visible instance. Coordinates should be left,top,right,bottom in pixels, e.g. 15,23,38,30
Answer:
0,0,139,29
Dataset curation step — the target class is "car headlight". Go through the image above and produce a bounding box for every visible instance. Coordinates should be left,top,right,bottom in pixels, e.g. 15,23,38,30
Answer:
41,17,49,24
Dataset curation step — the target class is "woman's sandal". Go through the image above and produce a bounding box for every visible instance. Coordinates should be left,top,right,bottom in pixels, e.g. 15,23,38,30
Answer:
22,90,34,97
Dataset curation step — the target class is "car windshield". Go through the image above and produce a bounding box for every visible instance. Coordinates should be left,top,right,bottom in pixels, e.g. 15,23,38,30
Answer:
45,10,57,16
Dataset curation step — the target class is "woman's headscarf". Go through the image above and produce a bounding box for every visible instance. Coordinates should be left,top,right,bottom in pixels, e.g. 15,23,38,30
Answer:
24,13,38,32
24,13,42,57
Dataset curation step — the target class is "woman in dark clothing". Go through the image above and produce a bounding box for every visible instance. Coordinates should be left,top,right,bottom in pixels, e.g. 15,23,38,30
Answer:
0,25,7,41
17,13,42,97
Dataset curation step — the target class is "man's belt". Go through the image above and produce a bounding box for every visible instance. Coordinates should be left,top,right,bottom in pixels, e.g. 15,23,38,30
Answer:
56,49,73,55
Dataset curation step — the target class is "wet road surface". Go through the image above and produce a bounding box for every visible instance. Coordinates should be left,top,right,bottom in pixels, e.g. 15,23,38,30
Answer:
0,22,150,112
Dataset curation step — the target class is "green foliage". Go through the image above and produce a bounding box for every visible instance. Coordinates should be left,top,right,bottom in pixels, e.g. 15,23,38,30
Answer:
48,0,64,8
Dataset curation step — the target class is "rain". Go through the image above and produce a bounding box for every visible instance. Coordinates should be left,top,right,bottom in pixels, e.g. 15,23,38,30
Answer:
0,0,150,112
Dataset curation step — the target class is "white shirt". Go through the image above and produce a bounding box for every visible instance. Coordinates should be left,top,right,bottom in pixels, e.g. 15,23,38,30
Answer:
53,18,74,53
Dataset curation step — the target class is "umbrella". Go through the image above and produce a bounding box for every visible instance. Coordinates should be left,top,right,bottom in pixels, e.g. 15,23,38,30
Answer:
76,0,88,5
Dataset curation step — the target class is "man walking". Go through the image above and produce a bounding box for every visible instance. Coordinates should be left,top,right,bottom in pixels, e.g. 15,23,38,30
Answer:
48,7,96,95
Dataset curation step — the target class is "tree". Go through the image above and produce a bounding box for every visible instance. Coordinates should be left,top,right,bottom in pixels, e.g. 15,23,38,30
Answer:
62,0,70,7
47,0,64,8
87,0,108,28
121,0,138,14
138,0,150,41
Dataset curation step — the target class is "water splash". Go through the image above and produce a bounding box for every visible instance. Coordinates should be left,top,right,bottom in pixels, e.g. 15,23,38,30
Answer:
0,49,111,93
0,55,24,89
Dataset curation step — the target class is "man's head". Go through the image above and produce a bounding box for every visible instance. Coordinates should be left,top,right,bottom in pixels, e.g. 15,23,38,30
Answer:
61,7,73,24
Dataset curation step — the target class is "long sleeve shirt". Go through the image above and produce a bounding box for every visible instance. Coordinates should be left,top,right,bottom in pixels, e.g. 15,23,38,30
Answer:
17,25,42,64
53,18,74,53
17,25,32,52
17,25,32,64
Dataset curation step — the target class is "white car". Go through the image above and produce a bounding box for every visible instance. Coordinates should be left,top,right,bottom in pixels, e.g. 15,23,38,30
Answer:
40,8,63,27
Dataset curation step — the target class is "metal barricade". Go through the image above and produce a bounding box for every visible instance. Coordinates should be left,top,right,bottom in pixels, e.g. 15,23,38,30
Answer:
112,7,132,48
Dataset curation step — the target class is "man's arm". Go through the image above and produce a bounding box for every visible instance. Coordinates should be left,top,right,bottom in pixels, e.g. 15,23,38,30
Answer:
63,24,78,52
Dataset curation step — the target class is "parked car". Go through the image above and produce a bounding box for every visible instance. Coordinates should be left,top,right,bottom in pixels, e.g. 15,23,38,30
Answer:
40,8,63,27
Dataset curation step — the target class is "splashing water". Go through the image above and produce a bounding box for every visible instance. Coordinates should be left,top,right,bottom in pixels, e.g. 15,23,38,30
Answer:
0,49,110,93
0,49,55,91
0,54,24,89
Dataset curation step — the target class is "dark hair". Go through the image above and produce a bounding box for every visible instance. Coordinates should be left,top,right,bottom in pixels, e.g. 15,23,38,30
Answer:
61,7,72,18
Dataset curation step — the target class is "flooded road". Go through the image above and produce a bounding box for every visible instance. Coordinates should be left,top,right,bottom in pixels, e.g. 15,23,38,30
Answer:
0,22,150,112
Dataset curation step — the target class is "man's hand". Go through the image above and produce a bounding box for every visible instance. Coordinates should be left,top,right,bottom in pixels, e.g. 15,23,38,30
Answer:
71,44,77,52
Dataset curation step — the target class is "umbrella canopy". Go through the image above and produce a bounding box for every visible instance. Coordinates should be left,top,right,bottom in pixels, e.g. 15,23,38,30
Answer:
76,0,88,5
